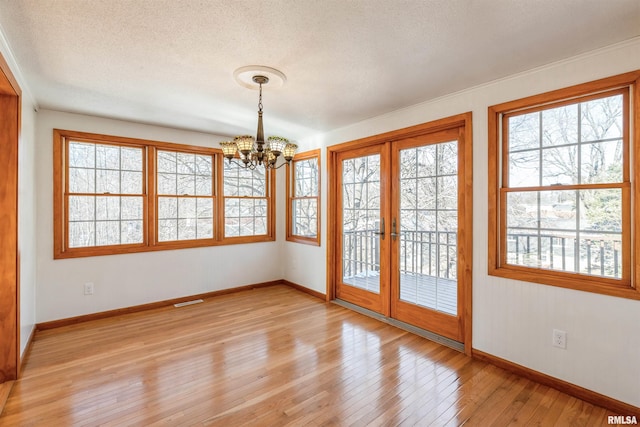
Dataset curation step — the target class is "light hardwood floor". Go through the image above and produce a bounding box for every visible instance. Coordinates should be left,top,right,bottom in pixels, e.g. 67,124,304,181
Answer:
1,286,614,426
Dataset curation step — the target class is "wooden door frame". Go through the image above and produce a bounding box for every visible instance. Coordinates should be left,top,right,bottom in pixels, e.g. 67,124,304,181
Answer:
327,113,473,355
0,51,21,383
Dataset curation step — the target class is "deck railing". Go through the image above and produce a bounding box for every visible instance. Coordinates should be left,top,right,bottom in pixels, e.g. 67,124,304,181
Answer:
342,229,380,279
342,229,456,279
342,229,622,279
507,233,622,278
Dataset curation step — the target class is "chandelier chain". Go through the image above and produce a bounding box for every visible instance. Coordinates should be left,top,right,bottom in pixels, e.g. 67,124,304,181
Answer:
258,83,263,113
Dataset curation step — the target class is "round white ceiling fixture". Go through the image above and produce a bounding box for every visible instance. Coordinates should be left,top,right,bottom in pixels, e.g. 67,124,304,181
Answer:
233,65,286,90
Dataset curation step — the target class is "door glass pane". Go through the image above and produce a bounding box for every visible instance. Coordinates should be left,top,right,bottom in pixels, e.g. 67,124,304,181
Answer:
398,142,457,315
342,154,381,293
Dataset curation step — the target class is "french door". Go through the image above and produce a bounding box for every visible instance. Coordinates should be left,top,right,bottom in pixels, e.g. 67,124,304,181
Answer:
332,117,471,346
336,144,391,315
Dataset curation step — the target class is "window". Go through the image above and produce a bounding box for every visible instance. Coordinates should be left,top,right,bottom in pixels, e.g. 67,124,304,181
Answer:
156,150,215,242
222,160,274,239
54,130,275,258
286,149,320,245
488,71,640,299
65,141,145,249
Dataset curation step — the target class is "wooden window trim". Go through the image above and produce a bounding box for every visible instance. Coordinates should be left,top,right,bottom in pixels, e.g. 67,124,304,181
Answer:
488,70,640,300
286,149,321,246
53,129,275,259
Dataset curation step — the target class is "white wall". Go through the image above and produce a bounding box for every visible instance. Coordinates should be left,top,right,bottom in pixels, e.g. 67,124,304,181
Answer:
285,37,640,407
280,145,327,291
19,98,37,356
35,110,284,322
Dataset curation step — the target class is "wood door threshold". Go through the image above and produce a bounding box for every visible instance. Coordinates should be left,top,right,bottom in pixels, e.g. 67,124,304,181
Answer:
332,298,465,353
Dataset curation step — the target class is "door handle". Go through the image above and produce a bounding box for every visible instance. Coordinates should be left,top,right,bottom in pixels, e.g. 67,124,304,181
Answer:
390,218,399,240
374,217,385,240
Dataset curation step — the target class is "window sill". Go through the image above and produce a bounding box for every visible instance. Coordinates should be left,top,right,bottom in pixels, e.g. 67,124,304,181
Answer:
54,235,276,259
488,264,639,300
286,235,320,246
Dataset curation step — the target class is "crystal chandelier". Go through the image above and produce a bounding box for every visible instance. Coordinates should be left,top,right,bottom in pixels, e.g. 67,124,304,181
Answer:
220,70,297,170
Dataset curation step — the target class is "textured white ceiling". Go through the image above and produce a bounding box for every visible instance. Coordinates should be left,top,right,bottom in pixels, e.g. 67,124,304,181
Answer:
0,0,639,141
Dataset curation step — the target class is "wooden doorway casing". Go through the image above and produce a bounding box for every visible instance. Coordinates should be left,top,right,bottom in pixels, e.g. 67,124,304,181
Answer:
327,113,473,355
0,51,21,383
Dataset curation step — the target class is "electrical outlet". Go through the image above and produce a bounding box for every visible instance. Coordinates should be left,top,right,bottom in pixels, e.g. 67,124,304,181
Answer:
552,329,567,349
84,282,94,296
